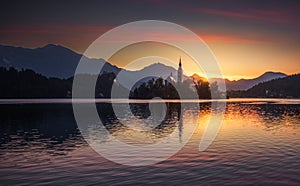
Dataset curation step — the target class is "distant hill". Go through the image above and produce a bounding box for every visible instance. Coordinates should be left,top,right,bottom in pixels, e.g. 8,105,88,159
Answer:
0,44,289,92
0,44,181,89
228,74,300,98
0,44,182,90
0,44,120,78
117,63,187,90
211,72,287,91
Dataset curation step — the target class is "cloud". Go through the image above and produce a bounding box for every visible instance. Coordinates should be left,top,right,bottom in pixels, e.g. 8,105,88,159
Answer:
194,7,299,25
0,25,113,34
0,24,271,47
200,34,270,44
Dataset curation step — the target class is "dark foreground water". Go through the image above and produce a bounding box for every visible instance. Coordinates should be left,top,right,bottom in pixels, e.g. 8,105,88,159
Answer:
0,99,300,185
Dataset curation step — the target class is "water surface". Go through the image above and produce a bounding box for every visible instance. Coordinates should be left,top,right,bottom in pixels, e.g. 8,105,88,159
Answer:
0,99,299,185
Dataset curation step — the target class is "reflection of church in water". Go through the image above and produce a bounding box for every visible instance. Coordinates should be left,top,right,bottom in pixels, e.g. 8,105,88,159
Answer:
164,57,184,143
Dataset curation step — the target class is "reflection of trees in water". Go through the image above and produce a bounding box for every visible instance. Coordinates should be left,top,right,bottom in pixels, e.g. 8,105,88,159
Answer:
5,102,297,152
0,104,84,156
254,104,300,130
95,103,182,144
128,102,181,121
226,103,300,131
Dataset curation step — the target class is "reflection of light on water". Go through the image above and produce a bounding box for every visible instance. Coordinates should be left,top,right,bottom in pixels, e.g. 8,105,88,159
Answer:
84,105,199,147
0,101,300,184
0,98,300,104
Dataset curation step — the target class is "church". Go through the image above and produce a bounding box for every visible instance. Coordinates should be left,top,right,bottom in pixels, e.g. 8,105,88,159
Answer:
177,57,183,83
166,57,183,84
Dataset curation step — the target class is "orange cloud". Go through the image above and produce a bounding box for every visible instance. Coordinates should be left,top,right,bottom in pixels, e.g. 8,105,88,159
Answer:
200,34,270,44
0,24,271,49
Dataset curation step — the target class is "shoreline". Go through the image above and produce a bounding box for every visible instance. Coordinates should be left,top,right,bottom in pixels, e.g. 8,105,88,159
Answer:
0,98,300,105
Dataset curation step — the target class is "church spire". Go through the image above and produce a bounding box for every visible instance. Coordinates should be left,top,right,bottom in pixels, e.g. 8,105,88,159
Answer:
179,56,182,67
177,57,183,83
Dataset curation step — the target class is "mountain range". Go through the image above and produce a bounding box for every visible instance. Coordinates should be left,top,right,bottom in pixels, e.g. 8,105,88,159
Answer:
228,74,300,98
0,44,120,78
210,72,287,91
0,44,288,91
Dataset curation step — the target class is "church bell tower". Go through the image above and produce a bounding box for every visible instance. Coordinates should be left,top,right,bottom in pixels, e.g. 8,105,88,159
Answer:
177,57,183,83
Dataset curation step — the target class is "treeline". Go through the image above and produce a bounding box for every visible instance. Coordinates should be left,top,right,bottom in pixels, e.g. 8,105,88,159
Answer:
0,67,72,98
0,67,117,98
130,77,213,99
0,67,224,99
227,74,300,98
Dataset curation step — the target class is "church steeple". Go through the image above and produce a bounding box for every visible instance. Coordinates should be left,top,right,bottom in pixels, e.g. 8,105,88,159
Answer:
179,56,182,67
177,57,183,83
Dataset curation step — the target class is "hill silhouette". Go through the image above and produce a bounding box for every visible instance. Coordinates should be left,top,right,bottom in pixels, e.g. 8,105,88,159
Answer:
0,44,288,91
210,72,287,91
0,44,120,78
228,74,300,98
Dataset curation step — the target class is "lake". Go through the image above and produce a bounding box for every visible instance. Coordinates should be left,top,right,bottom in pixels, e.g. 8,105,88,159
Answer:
0,99,300,185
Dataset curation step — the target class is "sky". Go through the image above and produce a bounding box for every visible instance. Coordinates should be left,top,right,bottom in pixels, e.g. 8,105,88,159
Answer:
0,0,300,80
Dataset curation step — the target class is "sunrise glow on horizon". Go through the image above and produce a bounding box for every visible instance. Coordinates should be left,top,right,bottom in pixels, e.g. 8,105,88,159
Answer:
1,1,299,79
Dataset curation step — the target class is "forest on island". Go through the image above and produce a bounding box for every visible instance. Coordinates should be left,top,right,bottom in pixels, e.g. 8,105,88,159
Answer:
130,77,213,99
1,67,298,99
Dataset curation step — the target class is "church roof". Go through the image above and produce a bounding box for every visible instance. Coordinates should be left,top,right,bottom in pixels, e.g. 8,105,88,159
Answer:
166,73,176,83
